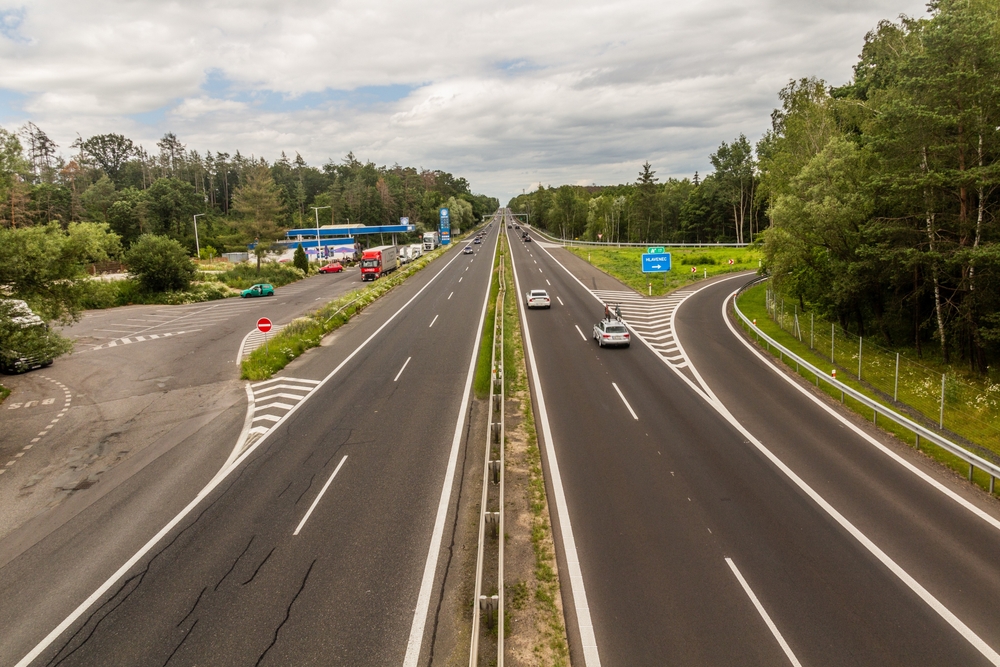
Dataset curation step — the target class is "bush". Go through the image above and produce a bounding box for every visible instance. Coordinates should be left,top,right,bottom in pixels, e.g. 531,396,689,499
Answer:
680,253,718,265
293,244,309,273
202,262,305,290
125,235,196,292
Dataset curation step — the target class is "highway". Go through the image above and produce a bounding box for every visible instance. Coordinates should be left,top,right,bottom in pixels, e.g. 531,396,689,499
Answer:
1,219,500,666
506,218,1000,666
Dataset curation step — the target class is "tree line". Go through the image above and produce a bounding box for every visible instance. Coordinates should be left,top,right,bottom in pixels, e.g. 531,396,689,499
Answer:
510,0,1000,374
0,127,498,256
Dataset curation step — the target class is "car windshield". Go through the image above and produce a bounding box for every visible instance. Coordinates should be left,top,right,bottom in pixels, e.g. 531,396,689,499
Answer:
605,325,626,333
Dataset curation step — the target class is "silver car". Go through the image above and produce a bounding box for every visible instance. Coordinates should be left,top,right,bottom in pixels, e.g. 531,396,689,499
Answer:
525,290,551,308
593,319,630,347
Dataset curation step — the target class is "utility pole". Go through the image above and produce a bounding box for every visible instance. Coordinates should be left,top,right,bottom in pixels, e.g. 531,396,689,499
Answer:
193,213,206,260
311,206,331,260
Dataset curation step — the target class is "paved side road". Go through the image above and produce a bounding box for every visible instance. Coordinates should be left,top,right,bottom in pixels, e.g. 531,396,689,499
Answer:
508,227,1000,667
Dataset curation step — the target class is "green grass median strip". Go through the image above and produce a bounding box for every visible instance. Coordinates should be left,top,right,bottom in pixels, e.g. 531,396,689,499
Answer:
737,282,1000,495
566,245,760,297
473,239,503,399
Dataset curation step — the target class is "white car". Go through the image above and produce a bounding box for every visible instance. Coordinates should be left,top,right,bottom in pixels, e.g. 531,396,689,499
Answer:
593,319,630,347
525,289,551,308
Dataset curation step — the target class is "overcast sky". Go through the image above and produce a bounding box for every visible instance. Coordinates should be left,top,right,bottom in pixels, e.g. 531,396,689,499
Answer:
0,0,929,204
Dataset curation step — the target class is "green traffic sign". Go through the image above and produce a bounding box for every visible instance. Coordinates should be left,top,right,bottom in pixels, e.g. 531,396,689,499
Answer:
647,246,665,253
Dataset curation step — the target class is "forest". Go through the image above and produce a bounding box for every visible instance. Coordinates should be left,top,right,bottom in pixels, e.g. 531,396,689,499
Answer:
0,128,498,256
510,0,1000,374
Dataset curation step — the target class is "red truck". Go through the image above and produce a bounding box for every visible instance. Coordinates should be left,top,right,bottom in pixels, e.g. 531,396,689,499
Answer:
360,245,398,281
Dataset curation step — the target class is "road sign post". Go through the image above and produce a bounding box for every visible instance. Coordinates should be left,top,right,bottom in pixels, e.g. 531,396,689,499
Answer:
257,318,272,356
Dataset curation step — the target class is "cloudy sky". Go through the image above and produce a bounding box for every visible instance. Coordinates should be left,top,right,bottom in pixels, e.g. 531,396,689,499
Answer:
0,0,928,203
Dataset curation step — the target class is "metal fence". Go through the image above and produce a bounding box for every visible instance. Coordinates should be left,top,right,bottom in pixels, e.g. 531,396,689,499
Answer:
734,279,1000,492
523,225,750,248
762,285,1000,460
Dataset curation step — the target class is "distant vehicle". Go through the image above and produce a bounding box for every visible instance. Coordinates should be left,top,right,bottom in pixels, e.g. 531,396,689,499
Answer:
0,299,55,373
524,236,532,243
474,237,481,244
361,245,398,281
422,231,440,251
514,224,520,229
408,244,423,260
318,262,344,274
525,289,550,308
241,283,275,297
463,245,474,255
507,224,512,228
593,319,630,347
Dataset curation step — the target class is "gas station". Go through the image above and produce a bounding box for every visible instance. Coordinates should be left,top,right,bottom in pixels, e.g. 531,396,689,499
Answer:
279,222,417,261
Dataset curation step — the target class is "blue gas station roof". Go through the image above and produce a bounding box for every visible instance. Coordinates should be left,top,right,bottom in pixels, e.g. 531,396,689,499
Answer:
286,224,415,238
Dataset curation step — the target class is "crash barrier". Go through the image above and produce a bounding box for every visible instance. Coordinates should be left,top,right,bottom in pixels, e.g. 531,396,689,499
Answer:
733,277,1000,493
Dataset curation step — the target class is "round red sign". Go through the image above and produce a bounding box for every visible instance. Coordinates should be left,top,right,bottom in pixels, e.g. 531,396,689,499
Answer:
257,317,272,333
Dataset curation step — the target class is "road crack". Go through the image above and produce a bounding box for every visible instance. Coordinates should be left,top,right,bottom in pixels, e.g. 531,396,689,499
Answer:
254,559,316,666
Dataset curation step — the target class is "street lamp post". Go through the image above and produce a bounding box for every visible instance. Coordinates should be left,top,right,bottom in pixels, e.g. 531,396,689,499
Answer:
311,206,331,260
193,213,206,260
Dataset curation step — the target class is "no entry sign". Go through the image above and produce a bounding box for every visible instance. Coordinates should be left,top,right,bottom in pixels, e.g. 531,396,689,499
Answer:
257,318,272,333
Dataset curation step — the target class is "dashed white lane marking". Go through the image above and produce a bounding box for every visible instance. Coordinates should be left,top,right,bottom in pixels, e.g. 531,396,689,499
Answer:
1,375,72,475
546,279,551,285
87,330,200,351
612,382,638,420
429,314,439,328
557,296,564,306
574,325,588,341
245,377,320,442
293,455,348,535
726,558,803,666
394,356,412,382
448,292,454,300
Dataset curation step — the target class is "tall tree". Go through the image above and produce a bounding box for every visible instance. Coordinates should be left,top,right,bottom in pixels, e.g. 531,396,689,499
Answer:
231,165,286,272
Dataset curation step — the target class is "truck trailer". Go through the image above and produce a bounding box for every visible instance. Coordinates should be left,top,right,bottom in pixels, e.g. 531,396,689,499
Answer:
360,245,398,281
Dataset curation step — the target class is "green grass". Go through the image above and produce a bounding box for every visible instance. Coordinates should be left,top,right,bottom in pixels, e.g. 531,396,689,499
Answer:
473,243,502,399
565,246,760,297
737,282,1000,495
0,384,10,405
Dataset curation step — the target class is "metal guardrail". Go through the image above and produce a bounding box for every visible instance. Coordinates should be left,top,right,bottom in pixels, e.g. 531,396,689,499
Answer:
470,227,506,665
733,278,1000,493
521,224,750,248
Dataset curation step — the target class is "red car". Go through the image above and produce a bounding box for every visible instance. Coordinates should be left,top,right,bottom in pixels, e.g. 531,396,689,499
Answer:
318,262,344,274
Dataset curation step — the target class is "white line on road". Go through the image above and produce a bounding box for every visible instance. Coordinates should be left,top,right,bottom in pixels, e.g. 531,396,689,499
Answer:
557,296,564,306
394,356,412,382
726,558,802,666
429,314,439,328
459,277,463,283
293,455,348,535
546,279,551,285
612,382,638,420
448,292,453,300
574,325,588,341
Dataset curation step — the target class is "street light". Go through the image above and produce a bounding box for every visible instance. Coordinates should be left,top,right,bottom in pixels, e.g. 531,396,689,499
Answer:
311,206,331,260
193,214,206,260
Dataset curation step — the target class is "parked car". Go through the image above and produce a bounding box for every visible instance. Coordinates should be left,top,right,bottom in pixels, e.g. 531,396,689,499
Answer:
525,289,551,308
0,300,56,373
241,283,275,298
593,319,630,347
318,262,344,274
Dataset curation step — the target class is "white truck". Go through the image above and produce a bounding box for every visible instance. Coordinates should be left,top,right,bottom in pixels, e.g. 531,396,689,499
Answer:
422,231,440,251
408,244,423,260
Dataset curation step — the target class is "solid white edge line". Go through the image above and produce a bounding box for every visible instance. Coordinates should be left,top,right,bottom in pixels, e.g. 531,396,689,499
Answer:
507,225,602,666
293,455,348,535
721,289,1000,533
394,356,412,382
574,325,587,341
611,382,638,420
429,314,439,328
402,226,499,667
16,240,471,667
725,558,803,667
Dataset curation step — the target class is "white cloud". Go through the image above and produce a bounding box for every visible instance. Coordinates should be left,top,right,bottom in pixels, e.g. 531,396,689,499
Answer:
0,0,929,202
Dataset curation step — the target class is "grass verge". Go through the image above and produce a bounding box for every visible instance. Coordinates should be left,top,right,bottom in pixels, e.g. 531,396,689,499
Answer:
473,241,503,399
736,281,1000,496
502,234,571,665
565,245,760,297
0,383,10,405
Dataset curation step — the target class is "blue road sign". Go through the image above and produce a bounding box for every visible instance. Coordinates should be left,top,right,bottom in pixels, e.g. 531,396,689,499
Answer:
439,208,451,245
642,252,671,273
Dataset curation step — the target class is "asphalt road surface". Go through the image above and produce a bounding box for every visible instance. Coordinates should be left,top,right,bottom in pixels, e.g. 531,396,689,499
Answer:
0,219,500,666
507,220,1000,667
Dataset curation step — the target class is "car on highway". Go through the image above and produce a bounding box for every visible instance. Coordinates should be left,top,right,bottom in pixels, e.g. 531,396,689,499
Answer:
525,289,551,308
524,235,532,242
463,245,474,255
241,283,275,298
593,319,630,347
318,262,344,274
474,237,481,244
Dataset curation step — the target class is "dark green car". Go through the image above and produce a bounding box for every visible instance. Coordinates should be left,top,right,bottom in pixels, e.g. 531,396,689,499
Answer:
241,283,275,298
